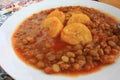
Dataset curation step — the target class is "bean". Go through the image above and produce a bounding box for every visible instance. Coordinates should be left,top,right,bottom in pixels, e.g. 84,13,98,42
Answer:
61,56,69,62
48,55,56,61
86,56,93,62
110,23,117,28
101,55,116,64
36,54,44,60
100,23,105,30
73,44,83,50
29,59,37,64
96,45,100,49
56,54,63,59
62,7,70,12
101,23,110,30
85,42,93,49
93,56,100,60
73,63,80,70
104,23,110,28
84,64,92,70
37,61,45,68
95,18,100,24
25,36,36,44
104,46,111,54
100,41,107,48
76,49,83,55
108,40,117,47
98,49,104,56
70,58,75,63
44,67,53,74
46,52,56,61
93,36,99,43
83,48,90,54
66,52,75,57
57,61,64,65
89,50,99,57
52,64,60,72
116,46,120,50
78,60,86,66
91,29,97,34
14,30,25,37
60,63,70,70
111,49,119,55
77,55,85,60
18,43,24,49
22,38,28,44
108,35,118,41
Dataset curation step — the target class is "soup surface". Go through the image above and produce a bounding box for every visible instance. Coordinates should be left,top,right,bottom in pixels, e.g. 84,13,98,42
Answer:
12,6,120,75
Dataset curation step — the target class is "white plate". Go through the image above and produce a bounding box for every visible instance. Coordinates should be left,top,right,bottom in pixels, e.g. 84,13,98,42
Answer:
0,0,120,80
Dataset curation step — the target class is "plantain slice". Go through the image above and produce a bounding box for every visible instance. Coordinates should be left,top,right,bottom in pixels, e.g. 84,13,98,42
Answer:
67,13,92,25
41,17,63,38
47,9,65,23
61,23,92,45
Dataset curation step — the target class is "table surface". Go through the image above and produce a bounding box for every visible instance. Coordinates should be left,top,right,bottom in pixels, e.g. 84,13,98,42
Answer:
0,0,119,80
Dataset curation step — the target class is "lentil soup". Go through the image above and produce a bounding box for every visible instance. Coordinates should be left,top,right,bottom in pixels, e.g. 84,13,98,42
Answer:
12,6,120,75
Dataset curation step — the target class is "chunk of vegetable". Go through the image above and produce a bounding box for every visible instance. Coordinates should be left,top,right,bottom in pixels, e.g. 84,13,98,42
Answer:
47,9,65,23
61,23,92,45
41,17,63,38
67,13,92,25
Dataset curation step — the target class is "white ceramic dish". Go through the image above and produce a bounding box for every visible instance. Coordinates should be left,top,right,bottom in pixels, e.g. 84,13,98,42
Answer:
0,0,120,80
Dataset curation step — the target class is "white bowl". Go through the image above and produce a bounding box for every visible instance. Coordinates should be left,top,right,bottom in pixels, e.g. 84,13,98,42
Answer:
0,0,120,80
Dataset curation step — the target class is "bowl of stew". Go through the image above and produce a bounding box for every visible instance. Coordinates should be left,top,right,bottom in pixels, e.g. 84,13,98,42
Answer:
0,0,120,80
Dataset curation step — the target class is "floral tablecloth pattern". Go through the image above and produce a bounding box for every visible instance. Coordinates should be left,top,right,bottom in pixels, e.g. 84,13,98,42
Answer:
0,0,42,26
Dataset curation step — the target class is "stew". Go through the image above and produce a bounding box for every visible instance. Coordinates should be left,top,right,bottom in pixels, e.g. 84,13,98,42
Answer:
12,6,120,75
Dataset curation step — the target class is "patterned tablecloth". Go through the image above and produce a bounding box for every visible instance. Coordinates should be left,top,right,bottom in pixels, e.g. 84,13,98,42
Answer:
0,0,42,26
